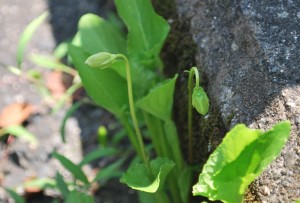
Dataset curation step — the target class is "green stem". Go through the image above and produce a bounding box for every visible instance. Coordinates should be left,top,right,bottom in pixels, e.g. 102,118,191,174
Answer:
187,67,200,164
116,54,149,167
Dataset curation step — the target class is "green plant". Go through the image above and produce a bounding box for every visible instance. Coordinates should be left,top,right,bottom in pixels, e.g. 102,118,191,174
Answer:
69,0,188,202
187,67,209,164
193,121,291,203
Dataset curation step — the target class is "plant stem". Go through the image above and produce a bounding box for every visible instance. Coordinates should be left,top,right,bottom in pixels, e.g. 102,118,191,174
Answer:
116,54,149,167
187,67,200,164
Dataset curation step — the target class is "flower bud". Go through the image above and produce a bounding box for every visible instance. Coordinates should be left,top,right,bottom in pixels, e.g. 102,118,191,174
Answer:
192,87,209,115
85,52,117,69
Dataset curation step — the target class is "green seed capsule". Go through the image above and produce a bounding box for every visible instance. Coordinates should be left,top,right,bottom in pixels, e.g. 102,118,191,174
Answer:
192,86,209,115
85,52,117,69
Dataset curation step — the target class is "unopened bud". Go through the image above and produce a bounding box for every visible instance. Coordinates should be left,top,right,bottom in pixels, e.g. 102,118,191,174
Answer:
192,87,209,115
85,52,117,69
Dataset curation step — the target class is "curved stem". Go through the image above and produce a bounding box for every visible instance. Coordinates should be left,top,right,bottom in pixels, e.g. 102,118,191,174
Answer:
116,54,149,166
187,67,200,164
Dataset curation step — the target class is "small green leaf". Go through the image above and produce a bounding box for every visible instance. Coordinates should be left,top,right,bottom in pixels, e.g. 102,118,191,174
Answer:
114,0,170,68
120,157,175,193
79,147,117,167
193,121,291,203
192,87,209,115
24,178,56,190
65,190,94,203
136,75,178,121
93,158,125,184
55,172,69,198
30,54,75,75
0,125,38,145
52,151,89,185
5,188,25,203
17,11,49,68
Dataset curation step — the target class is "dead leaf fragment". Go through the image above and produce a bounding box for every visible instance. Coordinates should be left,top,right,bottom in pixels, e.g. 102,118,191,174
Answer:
0,103,34,128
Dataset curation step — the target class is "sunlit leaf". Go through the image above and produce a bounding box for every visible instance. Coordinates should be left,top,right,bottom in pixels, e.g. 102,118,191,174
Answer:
0,125,37,145
121,157,175,193
24,178,56,190
114,0,170,69
193,121,291,203
17,11,49,68
30,54,75,75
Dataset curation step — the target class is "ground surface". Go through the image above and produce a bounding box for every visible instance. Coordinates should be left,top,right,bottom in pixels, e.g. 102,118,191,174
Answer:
0,0,138,202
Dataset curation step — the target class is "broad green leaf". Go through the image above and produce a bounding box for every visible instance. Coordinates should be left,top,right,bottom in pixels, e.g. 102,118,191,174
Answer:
65,190,94,203
52,151,89,185
0,125,37,145
93,158,125,184
60,100,86,143
30,54,75,75
17,11,49,68
136,75,177,121
68,45,128,116
55,172,69,199
24,178,56,190
114,0,170,68
79,147,117,167
193,121,291,203
78,13,126,55
5,188,25,203
120,157,175,193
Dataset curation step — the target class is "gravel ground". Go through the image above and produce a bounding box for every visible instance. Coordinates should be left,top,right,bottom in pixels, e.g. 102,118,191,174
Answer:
0,0,138,202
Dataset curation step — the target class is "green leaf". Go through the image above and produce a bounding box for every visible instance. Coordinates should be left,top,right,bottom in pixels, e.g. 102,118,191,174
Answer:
68,45,128,116
193,121,291,203
79,147,117,167
55,172,69,198
136,75,177,121
5,188,25,203
30,54,75,75
65,190,94,203
78,13,126,55
24,178,56,190
60,100,86,143
114,0,170,68
93,158,125,184
17,11,49,68
120,157,175,193
52,151,89,185
0,125,38,145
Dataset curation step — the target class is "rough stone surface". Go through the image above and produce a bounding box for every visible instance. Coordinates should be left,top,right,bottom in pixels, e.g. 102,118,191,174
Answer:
174,0,300,202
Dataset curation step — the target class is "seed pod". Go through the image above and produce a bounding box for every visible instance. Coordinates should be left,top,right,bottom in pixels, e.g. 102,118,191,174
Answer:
192,86,209,115
85,52,117,69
